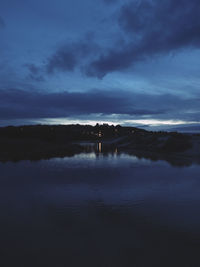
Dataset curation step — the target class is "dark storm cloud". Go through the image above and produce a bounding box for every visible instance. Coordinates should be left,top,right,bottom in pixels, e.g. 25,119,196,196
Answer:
0,88,199,120
0,88,168,120
0,16,5,28
87,0,200,78
46,37,99,74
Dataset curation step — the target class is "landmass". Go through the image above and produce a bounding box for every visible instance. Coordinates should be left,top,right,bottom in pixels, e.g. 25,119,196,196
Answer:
0,124,199,166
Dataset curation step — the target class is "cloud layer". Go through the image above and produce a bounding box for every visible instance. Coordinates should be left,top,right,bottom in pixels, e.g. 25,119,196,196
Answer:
0,88,199,122
87,0,200,77
32,0,200,79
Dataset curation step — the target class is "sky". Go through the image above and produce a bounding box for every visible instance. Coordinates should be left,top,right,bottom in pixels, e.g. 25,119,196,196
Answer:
0,0,200,130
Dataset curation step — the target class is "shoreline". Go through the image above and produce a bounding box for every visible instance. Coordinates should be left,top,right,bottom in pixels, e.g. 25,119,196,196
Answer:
0,124,199,166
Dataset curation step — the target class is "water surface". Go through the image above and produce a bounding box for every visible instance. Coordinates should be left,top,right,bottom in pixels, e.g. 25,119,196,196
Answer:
0,152,200,267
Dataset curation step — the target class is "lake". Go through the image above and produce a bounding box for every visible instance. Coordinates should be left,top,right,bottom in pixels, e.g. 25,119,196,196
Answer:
0,149,200,267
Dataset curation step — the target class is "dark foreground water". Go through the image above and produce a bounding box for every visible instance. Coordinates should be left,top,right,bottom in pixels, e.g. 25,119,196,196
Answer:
0,151,200,267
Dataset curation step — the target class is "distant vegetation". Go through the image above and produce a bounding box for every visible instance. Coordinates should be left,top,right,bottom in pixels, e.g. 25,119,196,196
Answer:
0,124,145,142
0,124,196,163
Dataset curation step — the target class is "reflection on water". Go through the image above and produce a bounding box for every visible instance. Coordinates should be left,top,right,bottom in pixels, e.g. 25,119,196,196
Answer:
80,142,113,156
98,142,102,153
95,142,117,156
78,141,200,167
0,153,200,267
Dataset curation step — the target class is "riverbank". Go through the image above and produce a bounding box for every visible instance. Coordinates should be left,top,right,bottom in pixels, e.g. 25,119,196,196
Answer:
0,124,199,165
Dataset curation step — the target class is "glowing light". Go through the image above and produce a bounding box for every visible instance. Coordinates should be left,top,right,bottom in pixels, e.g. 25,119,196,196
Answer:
37,118,118,126
35,117,200,128
124,119,200,126
98,143,102,153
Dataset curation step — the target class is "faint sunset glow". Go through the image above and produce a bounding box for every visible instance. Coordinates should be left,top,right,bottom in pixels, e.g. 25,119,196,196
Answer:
35,117,200,128
124,119,200,126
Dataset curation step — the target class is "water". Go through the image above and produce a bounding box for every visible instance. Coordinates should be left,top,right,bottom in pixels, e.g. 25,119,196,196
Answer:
0,152,200,267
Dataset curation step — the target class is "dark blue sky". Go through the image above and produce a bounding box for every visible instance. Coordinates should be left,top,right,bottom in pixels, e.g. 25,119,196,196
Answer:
0,0,200,129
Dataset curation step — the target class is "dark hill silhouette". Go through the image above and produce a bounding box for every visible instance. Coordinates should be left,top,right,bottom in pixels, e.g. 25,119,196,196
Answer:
0,124,199,166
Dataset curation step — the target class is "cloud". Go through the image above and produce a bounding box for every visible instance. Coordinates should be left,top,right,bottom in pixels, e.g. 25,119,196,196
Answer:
26,64,40,75
86,0,200,77
0,17,5,28
46,46,77,73
0,88,166,120
0,88,199,121
25,64,45,82
46,36,99,74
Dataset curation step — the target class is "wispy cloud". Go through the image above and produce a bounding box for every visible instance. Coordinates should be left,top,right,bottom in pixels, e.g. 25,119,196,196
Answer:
46,35,99,74
25,64,45,82
0,16,5,28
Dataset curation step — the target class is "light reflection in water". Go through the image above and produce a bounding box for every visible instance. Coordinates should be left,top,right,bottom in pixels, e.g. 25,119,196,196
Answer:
98,142,102,153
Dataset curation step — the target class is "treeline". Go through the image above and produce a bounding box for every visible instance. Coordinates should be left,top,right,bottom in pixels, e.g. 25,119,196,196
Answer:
0,124,195,162
0,124,146,143
0,124,192,153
